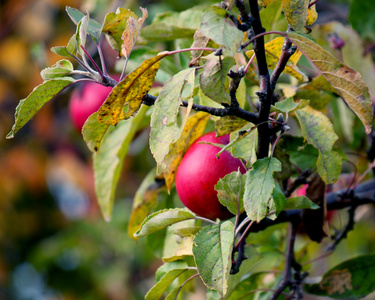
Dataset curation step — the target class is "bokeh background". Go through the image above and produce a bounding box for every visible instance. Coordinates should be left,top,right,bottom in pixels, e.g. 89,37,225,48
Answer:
0,0,374,299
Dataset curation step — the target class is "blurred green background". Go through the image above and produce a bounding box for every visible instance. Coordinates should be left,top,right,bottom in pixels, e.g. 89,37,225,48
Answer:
0,0,374,299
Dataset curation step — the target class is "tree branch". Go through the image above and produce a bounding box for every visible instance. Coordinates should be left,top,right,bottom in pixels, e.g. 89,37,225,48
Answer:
142,93,260,124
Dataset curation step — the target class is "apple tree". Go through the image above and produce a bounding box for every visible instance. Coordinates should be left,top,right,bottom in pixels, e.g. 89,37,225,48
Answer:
6,0,375,299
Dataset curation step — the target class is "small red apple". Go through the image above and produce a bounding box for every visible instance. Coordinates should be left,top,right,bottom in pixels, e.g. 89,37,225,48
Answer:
175,132,247,220
69,76,120,132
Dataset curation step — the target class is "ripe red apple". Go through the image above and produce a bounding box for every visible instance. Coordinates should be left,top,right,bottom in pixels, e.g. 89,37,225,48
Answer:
175,132,247,220
69,80,115,132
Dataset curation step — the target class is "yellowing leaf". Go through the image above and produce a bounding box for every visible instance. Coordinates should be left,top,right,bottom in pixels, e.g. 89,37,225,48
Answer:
306,5,318,26
287,32,373,134
163,112,210,191
281,0,309,32
128,169,164,240
258,0,276,7
98,53,167,125
102,8,138,54
246,37,308,82
296,106,342,184
121,7,148,59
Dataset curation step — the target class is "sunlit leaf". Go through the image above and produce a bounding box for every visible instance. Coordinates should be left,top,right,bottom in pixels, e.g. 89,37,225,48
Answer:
134,208,196,237
200,56,234,105
40,59,73,80
98,53,167,125
200,6,244,56
215,170,246,215
306,5,318,26
271,97,309,113
121,7,148,59
141,5,208,41
243,157,281,222
93,105,148,221
146,261,189,300
7,78,74,139
193,221,234,297
51,34,78,58
150,68,196,176
281,0,309,33
102,8,138,54
189,29,210,66
163,222,195,262
304,254,375,298
246,37,308,82
287,32,373,134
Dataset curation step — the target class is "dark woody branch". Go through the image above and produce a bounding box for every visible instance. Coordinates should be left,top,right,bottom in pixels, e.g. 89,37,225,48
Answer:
142,93,259,124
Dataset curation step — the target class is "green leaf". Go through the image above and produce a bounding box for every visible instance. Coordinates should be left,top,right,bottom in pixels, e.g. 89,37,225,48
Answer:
295,106,342,183
200,56,235,105
102,8,138,54
215,170,246,215
243,157,281,222
200,6,244,56
226,272,269,300
281,0,309,33
317,150,342,184
40,59,73,80
82,112,110,153
93,105,148,221
287,32,373,134
193,221,234,297
272,182,287,215
146,261,189,300
141,6,208,41
163,221,195,262
98,53,167,125
134,208,196,237
271,97,309,113
278,135,319,171
150,68,196,175
228,123,258,165
260,0,286,43
284,196,319,211
51,29,80,58
294,75,337,111
66,6,102,43
304,254,375,299
7,78,74,139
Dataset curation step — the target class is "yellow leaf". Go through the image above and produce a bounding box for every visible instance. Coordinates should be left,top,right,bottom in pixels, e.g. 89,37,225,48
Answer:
287,32,373,134
306,5,318,26
281,0,309,32
246,37,308,82
121,7,148,58
258,0,276,7
102,8,138,54
98,53,167,125
163,112,210,191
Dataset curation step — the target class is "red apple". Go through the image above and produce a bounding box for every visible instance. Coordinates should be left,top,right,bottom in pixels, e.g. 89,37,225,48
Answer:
175,132,247,220
69,76,120,132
